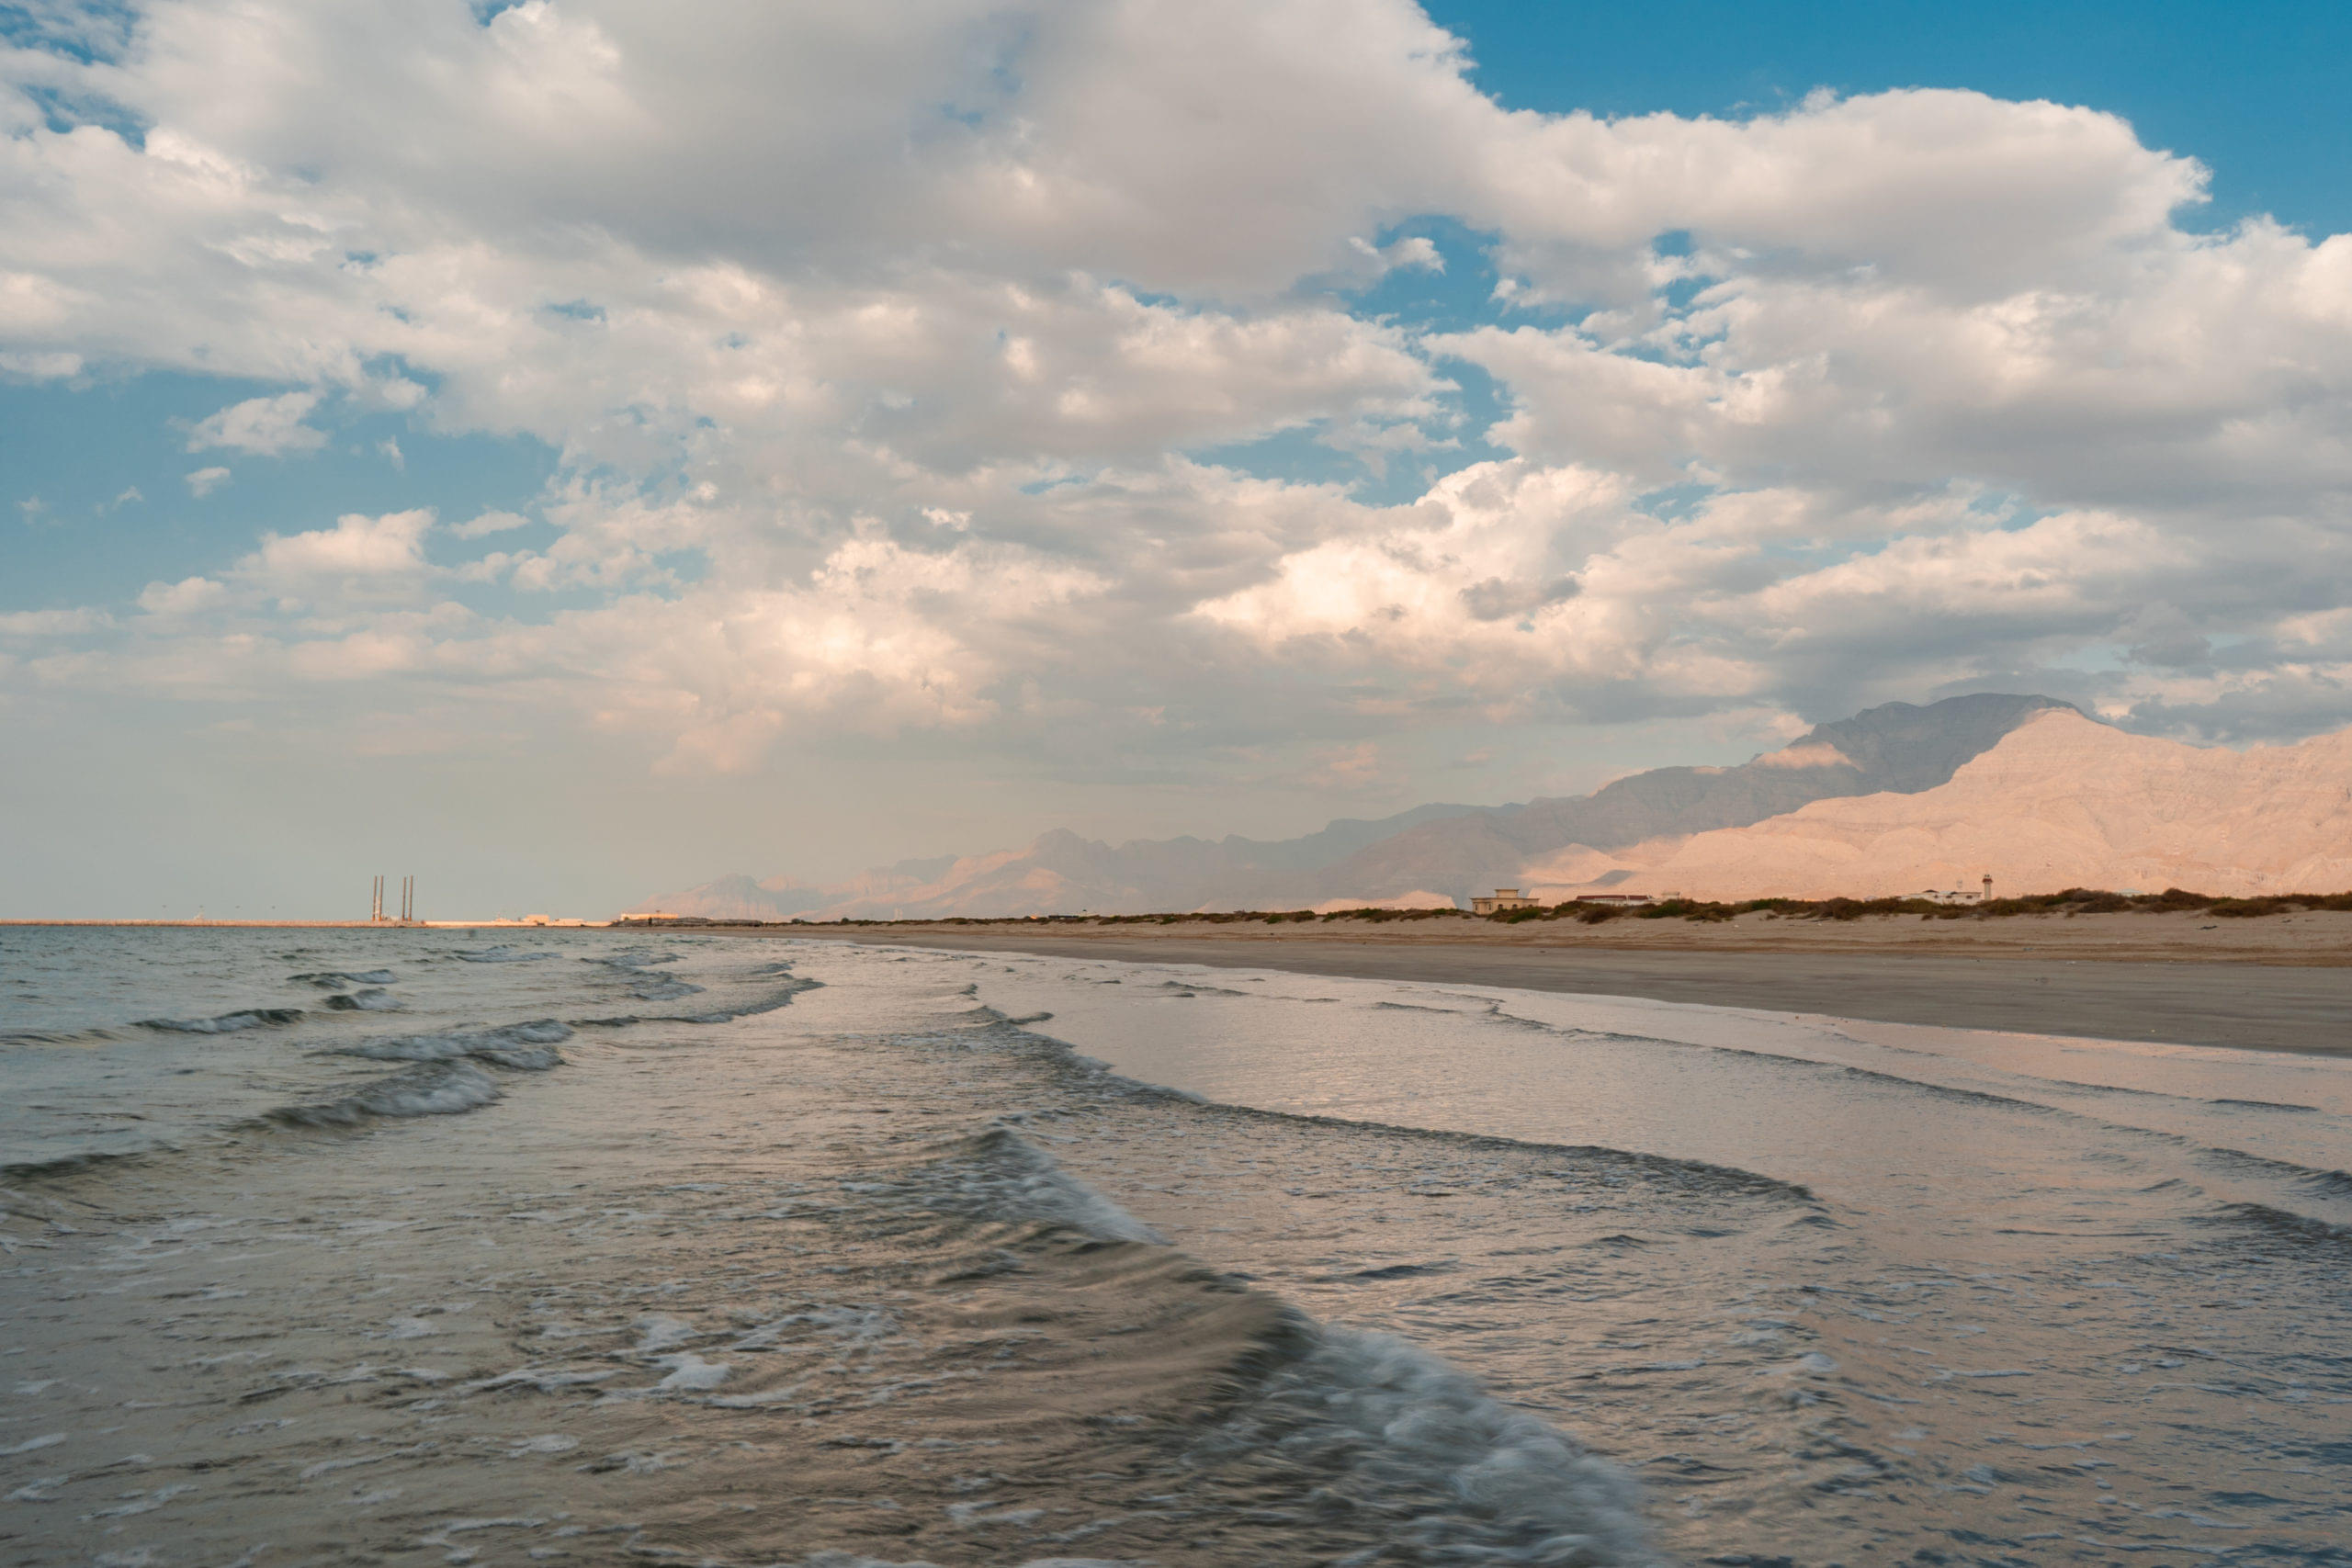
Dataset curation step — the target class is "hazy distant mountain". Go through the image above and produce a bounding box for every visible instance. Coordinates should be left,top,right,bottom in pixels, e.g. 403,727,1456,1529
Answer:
633,858,957,919
1292,692,2078,907
1525,707,2352,900
631,693,2075,919
634,801,1486,920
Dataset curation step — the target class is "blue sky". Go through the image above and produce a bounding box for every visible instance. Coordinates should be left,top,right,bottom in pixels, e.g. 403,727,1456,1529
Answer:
1433,0,2351,236
5,1,2350,917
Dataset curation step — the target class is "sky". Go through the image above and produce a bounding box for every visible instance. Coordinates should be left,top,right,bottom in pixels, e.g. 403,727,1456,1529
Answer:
5,1,2351,919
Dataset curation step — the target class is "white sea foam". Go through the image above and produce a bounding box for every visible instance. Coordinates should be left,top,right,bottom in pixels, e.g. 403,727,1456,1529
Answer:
652,1354,732,1391
1204,1323,1654,1566
876,1122,1653,1564
633,1314,696,1352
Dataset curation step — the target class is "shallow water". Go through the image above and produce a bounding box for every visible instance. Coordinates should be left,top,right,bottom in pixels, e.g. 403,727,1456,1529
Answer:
2,930,2346,1566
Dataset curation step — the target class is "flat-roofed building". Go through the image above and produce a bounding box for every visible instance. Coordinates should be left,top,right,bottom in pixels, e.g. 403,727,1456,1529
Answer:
1470,887,1540,914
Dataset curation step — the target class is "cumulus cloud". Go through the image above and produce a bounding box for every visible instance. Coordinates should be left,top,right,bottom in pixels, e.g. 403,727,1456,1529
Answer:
241,510,437,600
184,389,326,455
2,0,2351,796
137,575,227,615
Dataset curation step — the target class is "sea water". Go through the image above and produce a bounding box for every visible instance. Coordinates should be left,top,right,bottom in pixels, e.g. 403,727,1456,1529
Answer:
2,928,2346,1566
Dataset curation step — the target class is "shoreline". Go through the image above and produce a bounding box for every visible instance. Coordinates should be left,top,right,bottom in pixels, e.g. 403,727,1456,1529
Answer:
760,908,2352,1056
0,919,593,929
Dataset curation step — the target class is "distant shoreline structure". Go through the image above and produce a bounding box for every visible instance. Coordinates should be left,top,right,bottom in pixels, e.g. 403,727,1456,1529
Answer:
11,886,2349,931
0,919,610,930
623,886,2346,926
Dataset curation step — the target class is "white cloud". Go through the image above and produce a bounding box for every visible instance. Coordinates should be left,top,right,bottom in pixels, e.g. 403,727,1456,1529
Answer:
0,349,82,377
185,389,326,455
1,0,2350,803
242,510,436,596
450,509,533,539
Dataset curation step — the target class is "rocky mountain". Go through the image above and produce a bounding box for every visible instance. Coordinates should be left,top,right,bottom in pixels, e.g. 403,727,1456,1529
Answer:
632,692,2078,918
1274,693,2077,907
1523,707,2352,900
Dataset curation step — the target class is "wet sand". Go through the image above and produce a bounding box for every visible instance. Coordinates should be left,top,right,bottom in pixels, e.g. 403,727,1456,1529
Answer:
775,908,2352,1055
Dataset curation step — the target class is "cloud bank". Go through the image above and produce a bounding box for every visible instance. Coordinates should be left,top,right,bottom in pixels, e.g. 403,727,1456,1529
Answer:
6,0,2352,810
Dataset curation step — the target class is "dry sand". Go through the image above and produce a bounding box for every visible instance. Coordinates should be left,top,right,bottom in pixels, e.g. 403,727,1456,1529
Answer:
768,908,2352,1055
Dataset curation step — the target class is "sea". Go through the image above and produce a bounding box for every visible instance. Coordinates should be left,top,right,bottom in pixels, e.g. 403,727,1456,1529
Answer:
2,925,2347,1567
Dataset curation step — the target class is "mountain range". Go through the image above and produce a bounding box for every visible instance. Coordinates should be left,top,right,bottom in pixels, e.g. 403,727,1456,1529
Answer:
635,692,2132,918
1535,705,2352,901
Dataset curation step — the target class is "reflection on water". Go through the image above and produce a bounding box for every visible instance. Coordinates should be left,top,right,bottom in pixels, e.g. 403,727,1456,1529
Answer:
975,955,2352,1564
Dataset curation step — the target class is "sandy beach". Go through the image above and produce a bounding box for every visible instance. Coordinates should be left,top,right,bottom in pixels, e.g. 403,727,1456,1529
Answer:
773,908,2352,1055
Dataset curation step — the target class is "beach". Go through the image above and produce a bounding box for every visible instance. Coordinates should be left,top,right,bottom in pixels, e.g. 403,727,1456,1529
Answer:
773,908,2352,1055
7,925,2351,1565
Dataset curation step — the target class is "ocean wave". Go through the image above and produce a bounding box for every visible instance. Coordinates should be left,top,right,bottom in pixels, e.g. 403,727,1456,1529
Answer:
711,977,826,1017
585,950,682,970
289,970,396,987
265,1061,504,1126
2203,1201,2352,1248
327,1020,571,1071
562,978,824,1031
2197,1145,2352,1201
137,1007,304,1033
873,1125,1165,1244
860,1123,1653,1566
791,1556,1132,1568
0,1026,128,1047
322,987,403,1012
452,946,556,964
628,978,706,1002
0,1146,155,1182
999,1021,1822,1208
1198,1317,1653,1567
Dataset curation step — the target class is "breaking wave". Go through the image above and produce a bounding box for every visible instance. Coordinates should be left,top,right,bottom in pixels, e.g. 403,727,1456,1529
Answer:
2203,1201,2352,1248
1198,1320,1653,1566
265,1060,505,1126
137,1007,304,1033
327,1020,571,1071
858,1122,1654,1566
873,1124,1166,1244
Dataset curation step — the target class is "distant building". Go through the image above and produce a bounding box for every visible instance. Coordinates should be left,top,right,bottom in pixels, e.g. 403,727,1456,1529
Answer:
1920,875,1995,905
1470,887,1541,914
1571,892,1663,907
